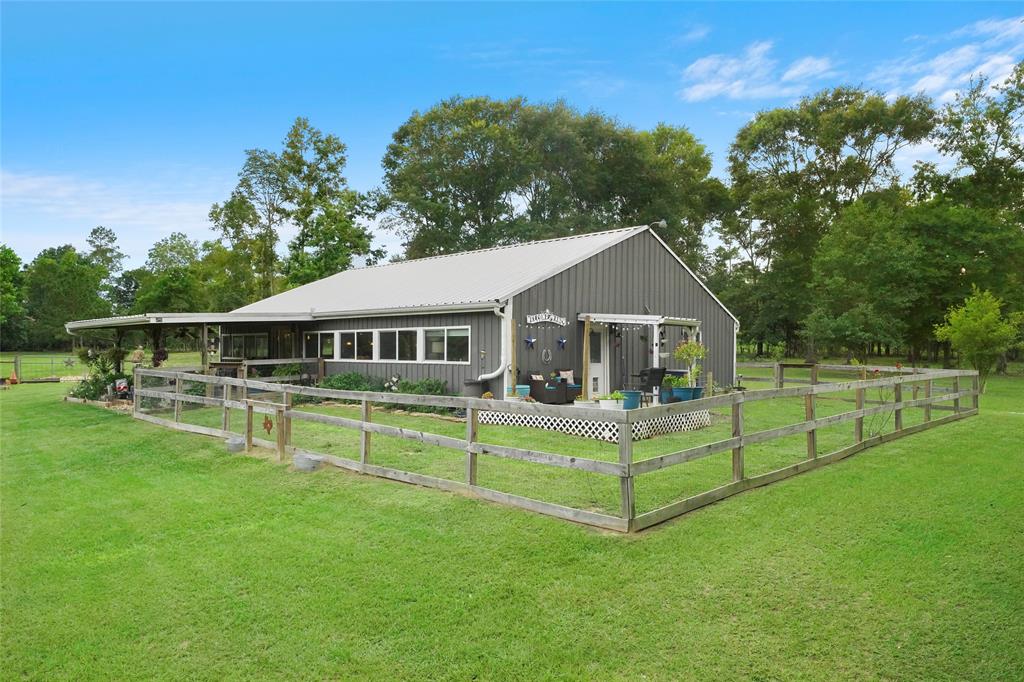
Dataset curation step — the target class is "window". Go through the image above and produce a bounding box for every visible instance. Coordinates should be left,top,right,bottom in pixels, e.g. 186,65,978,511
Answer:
425,329,445,361
356,332,373,360
222,333,269,360
589,331,602,363
339,332,355,359
379,330,398,360
398,330,417,361
304,333,318,359
446,327,469,363
319,333,334,359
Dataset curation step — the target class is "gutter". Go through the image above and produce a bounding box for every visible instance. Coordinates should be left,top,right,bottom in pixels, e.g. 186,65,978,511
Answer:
477,303,508,382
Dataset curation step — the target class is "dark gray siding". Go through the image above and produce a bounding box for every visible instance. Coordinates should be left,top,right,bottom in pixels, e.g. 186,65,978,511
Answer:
512,230,736,389
310,311,504,395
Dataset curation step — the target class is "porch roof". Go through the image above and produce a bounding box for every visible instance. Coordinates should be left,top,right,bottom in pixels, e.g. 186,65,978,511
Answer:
64,312,312,333
576,313,700,327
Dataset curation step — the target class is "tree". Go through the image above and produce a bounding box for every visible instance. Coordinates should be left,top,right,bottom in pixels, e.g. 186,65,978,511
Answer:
379,97,725,262
110,268,144,315
0,245,28,349
280,118,380,287
23,246,109,348
934,287,1022,391
85,226,125,276
727,87,935,353
145,232,200,274
134,267,205,313
914,61,1024,218
803,191,926,360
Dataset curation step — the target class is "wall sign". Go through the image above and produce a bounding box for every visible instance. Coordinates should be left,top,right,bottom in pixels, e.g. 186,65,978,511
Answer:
526,309,568,326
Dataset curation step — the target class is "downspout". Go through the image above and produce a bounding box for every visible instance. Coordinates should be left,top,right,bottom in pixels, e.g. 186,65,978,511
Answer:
477,303,508,382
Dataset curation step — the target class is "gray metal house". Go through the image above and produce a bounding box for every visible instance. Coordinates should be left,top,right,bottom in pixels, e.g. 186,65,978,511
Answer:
67,225,738,398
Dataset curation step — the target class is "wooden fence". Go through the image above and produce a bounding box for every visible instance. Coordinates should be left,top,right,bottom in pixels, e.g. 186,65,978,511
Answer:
132,364,979,533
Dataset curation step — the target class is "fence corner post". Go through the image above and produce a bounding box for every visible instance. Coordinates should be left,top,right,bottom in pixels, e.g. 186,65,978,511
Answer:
731,396,744,482
465,405,478,486
618,421,635,530
893,380,903,432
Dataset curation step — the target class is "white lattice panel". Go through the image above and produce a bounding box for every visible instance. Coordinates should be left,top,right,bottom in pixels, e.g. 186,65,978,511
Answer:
479,409,711,442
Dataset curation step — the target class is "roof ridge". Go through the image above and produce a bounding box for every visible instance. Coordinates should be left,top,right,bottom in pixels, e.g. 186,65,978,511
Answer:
348,225,646,274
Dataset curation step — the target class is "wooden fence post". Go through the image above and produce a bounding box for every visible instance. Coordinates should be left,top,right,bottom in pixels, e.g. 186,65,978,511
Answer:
275,406,286,462
774,362,783,389
174,377,183,422
860,367,867,381
804,393,816,459
222,384,231,432
133,366,140,415
731,398,744,482
245,401,254,452
618,422,635,528
953,376,961,414
465,407,478,485
923,379,932,422
283,389,292,444
855,384,864,443
810,364,819,385
360,399,371,466
706,370,714,396
893,381,903,432
971,374,979,410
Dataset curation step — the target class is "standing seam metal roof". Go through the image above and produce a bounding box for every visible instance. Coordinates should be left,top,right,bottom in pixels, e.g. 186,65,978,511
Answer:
232,226,648,315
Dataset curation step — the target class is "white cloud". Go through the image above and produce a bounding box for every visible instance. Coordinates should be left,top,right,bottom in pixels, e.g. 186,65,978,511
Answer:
0,169,232,266
870,15,1023,100
676,24,711,44
679,41,835,101
782,56,835,82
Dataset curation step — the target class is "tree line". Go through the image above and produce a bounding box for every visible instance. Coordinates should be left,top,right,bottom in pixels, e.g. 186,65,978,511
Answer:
2,63,1022,360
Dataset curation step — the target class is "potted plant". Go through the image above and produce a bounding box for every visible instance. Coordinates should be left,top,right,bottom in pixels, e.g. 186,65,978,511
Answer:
621,389,642,409
597,391,625,409
689,365,704,400
673,339,707,397
668,375,693,401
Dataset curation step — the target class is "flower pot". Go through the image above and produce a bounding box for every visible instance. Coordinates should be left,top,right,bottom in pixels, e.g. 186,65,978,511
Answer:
599,399,623,409
621,390,642,410
659,387,672,403
672,387,696,401
515,384,530,398
691,386,704,400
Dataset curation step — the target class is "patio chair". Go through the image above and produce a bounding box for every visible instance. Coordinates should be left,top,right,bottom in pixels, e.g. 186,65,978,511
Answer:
632,367,666,405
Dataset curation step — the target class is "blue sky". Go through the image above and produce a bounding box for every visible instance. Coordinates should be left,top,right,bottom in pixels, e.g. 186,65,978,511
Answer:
2,2,1022,267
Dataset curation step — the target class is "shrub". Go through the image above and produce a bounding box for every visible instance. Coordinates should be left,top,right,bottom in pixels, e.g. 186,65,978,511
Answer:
69,356,133,401
935,287,1022,391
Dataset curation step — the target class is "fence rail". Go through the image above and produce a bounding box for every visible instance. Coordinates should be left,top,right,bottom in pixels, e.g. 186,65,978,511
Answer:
131,363,980,532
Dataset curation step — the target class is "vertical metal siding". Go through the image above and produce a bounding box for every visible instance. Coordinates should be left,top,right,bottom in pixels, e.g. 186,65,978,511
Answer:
511,231,736,388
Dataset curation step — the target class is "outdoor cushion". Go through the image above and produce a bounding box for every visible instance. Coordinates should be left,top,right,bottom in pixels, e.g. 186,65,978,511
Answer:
558,370,574,384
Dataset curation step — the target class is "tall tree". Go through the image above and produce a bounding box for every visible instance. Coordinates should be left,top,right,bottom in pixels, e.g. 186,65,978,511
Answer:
23,246,109,348
914,61,1024,218
145,232,200,274
280,118,380,287
0,245,28,349
727,87,935,352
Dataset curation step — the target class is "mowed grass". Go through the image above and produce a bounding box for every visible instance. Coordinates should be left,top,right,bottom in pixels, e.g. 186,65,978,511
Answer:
2,377,1023,679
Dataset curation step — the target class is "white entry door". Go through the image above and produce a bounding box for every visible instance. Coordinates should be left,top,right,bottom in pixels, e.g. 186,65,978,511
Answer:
588,326,610,396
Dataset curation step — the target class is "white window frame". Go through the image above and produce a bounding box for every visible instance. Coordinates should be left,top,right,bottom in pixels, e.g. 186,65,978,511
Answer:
302,331,340,360
322,325,472,365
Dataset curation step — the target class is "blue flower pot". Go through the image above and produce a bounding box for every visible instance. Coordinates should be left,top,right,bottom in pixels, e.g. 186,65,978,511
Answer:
515,384,530,398
691,386,704,400
671,387,694,401
621,390,642,410
659,387,672,403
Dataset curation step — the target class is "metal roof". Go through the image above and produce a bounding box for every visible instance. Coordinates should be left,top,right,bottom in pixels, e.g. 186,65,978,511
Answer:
65,312,312,332
233,225,648,316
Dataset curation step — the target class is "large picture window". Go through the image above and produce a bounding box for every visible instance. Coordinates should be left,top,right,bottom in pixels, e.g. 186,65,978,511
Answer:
398,330,417,361
446,327,469,362
356,331,373,360
425,329,446,361
319,333,334,359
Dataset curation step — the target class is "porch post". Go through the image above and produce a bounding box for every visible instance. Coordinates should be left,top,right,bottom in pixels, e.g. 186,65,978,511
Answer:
200,323,209,374
651,322,661,405
581,315,592,400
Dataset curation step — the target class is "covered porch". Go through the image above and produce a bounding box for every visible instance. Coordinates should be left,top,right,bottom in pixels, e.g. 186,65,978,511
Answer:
578,313,701,403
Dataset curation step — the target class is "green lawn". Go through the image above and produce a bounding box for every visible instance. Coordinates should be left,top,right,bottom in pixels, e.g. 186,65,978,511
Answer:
2,377,1022,679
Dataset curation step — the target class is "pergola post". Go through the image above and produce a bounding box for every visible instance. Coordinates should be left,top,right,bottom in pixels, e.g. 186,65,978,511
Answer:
581,315,592,400
651,322,661,404
200,323,209,374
